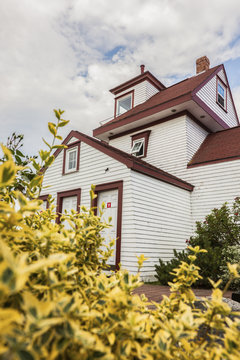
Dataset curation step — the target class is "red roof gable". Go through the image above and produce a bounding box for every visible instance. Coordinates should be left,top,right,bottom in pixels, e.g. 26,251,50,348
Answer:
93,65,222,137
188,126,240,167
109,70,166,95
53,130,193,191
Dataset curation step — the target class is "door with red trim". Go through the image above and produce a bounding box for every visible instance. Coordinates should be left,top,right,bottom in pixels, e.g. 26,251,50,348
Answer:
62,196,77,229
97,189,118,265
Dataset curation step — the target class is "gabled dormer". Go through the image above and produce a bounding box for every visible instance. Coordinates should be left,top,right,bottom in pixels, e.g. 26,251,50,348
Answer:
110,65,165,118
93,57,239,142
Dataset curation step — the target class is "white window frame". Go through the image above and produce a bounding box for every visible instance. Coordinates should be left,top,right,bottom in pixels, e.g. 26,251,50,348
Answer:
116,93,133,116
65,146,78,173
131,138,145,157
217,79,227,110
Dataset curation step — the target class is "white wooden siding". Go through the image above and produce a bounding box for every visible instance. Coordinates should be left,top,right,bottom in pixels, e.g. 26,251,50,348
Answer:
146,81,160,99
186,160,240,225
196,69,238,128
186,116,209,162
41,140,137,272
110,115,209,180
115,80,159,109
110,116,188,177
130,171,192,281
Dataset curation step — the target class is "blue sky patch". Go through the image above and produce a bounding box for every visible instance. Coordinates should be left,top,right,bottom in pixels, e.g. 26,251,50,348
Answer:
104,46,126,60
225,57,240,88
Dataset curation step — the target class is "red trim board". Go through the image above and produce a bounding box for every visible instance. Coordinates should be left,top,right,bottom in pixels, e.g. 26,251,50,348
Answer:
92,180,123,270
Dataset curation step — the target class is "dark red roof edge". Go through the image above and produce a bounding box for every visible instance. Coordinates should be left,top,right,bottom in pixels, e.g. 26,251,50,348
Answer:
109,70,166,95
93,92,192,136
188,155,240,168
52,130,193,192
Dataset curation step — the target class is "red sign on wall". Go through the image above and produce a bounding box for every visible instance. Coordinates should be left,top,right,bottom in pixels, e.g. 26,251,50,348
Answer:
107,202,111,208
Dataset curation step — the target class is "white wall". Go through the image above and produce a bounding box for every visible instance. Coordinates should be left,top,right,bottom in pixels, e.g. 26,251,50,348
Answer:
186,116,209,162
109,115,209,180
196,69,238,128
130,171,192,281
186,159,240,225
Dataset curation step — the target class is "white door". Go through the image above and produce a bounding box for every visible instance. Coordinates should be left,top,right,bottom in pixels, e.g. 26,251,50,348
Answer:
41,200,47,211
62,196,78,229
97,189,118,265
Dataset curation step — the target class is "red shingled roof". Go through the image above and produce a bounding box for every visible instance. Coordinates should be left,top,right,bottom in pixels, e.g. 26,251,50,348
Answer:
95,65,220,130
188,126,240,167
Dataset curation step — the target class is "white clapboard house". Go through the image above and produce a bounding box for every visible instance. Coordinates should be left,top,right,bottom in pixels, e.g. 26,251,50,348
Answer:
41,56,240,280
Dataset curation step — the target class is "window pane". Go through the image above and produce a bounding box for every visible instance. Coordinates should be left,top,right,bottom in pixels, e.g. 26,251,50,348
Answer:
218,94,224,107
117,95,132,115
132,141,143,152
218,83,225,97
68,150,77,170
131,139,144,157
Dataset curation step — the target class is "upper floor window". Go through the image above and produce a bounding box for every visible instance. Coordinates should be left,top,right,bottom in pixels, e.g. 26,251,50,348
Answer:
115,91,134,117
62,141,80,175
131,130,151,158
66,147,77,172
217,78,227,110
131,138,144,157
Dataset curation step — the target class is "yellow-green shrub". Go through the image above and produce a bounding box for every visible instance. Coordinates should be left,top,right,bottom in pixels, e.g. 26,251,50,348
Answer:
0,110,240,360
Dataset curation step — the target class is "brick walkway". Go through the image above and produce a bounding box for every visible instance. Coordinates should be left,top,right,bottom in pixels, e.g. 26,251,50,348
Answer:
133,284,232,303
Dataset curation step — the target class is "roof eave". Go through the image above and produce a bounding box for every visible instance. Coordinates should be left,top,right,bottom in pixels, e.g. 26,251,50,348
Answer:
109,71,166,95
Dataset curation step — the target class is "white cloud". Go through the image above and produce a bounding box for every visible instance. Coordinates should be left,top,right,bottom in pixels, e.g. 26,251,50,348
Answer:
1,0,240,154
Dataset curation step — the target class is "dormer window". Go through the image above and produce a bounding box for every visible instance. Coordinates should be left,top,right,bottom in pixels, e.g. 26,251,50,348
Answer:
131,138,144,157
217,78,227,110
131,130,151,158
66,147,77,171
115,91,134,117
62,141,80,175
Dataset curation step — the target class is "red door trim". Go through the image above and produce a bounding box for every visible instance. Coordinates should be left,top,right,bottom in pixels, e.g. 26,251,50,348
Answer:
56,188,81,224
39,194,50,209
92,180,123,270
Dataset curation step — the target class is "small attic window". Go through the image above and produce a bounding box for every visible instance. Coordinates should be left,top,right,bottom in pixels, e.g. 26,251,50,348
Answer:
131,138,144,157
66,147,77,172
131,130,151,158
62,141,80,175
217,78,227,110
115,91,134,117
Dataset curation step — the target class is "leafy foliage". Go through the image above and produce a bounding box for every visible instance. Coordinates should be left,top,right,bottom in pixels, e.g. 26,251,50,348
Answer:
155,200,240,289
0,110,240,359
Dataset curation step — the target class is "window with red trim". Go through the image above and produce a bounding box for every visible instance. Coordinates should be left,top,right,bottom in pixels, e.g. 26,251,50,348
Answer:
131,130,151,158
115,90,134,117
217,78,227,111
62,141,80,175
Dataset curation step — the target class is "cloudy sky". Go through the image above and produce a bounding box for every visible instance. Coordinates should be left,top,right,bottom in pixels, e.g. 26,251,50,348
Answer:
1,0,240,155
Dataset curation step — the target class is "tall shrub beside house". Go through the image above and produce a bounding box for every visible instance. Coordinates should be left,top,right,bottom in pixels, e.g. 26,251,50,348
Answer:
155,201,240,288
0,110,240,360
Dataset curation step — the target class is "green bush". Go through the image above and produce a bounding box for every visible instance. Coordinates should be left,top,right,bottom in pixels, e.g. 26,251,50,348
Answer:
0,109,240,360
155,201,240,289
155,249,188,285
220,245,240,290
